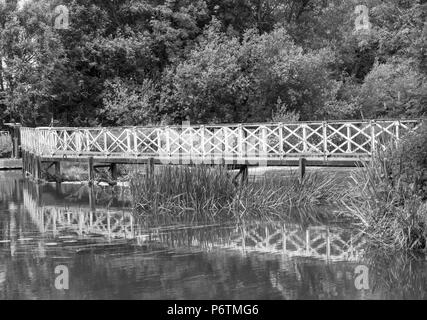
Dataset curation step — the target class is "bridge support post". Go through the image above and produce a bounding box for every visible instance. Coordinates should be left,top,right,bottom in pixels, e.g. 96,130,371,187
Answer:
147,158,154,177
30,153,35,178
234,165,248,186
241,165,248,185
54,161,61,183
88,157,94,184
110,163,118,181
299,158,306,182
22,151,27,175
34,156,41,182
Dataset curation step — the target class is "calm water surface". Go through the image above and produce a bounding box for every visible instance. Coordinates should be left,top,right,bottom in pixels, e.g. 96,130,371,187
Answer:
1,171,426,300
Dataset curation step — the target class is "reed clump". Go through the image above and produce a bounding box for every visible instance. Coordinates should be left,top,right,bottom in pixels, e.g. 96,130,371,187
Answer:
130,165,344,222
344,122,427,251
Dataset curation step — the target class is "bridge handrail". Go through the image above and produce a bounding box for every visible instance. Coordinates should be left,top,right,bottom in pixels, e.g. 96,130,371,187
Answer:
19,119,423,163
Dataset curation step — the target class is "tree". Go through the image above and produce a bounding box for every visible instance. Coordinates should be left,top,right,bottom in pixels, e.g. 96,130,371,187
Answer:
0,0,69,125
100,77,157,125
159,23,350,123
359,60,427,118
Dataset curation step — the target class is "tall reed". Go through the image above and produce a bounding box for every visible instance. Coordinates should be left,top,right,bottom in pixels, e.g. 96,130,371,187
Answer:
130,165,344,223
344,141,427,251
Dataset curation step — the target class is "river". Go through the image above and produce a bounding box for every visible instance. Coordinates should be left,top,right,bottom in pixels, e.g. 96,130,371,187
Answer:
0,171,426,300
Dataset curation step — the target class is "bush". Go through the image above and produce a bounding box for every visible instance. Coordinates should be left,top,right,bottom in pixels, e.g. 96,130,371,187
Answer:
386,122,427,199
345,122,427,251
359,60,427,119
159,24,345,124
0,133,12,158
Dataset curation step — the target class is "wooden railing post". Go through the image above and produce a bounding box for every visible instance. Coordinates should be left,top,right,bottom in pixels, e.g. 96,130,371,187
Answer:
238,124,245,162
156,128,161,158
200,125,206,164
323,122,328,158
76,130,82,154
134,128,139,155
261,125,268,165
302,124,308,153
279,123,284,159
224,127,232,164
126,129,132,154
396,120,400,141
182,121,191,165
370,120,376,155
103,129,108,154
395,120,403,149
85,130,90,153
346,123,351,153
165,126,171,162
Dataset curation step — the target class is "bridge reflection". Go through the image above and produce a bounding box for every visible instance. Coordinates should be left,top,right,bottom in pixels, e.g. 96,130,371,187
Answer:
20,181,365,262
23,182,134,239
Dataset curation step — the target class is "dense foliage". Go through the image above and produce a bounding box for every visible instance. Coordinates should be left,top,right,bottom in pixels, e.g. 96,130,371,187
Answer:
387,122,427,199
346,122,427,251
0,0,426,126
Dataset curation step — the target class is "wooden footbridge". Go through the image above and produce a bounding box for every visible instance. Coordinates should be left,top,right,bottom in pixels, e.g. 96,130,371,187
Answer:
11,119,423,181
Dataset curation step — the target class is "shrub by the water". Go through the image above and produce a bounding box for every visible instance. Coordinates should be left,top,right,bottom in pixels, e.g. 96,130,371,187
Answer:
345,122,427,251
0,134,12,158
130,165,344,223
389,122,427,199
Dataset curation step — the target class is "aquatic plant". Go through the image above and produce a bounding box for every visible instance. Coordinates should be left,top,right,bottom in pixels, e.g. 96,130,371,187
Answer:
130,165,344,222
345,122,427,251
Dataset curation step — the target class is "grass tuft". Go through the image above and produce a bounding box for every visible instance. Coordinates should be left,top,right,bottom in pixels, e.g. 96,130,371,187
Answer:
344,144,427,251
130,165,344,223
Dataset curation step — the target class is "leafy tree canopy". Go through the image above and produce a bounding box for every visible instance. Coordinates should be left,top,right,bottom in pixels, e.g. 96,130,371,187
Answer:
0,0,425,126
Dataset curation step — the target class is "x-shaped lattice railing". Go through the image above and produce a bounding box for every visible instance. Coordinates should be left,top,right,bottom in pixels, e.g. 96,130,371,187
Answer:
20,120,422,161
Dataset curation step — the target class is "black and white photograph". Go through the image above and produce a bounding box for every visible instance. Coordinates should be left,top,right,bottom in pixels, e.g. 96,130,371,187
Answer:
0,0,426,307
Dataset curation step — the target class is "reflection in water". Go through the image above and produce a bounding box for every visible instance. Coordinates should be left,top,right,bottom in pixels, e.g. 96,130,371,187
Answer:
0,173,426,299
21,181,365,261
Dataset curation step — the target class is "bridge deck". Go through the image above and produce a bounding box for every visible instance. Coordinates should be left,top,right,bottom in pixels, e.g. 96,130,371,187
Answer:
37,156,364,167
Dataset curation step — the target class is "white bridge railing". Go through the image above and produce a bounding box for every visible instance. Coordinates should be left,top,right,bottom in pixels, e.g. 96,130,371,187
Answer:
20,120,421,164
